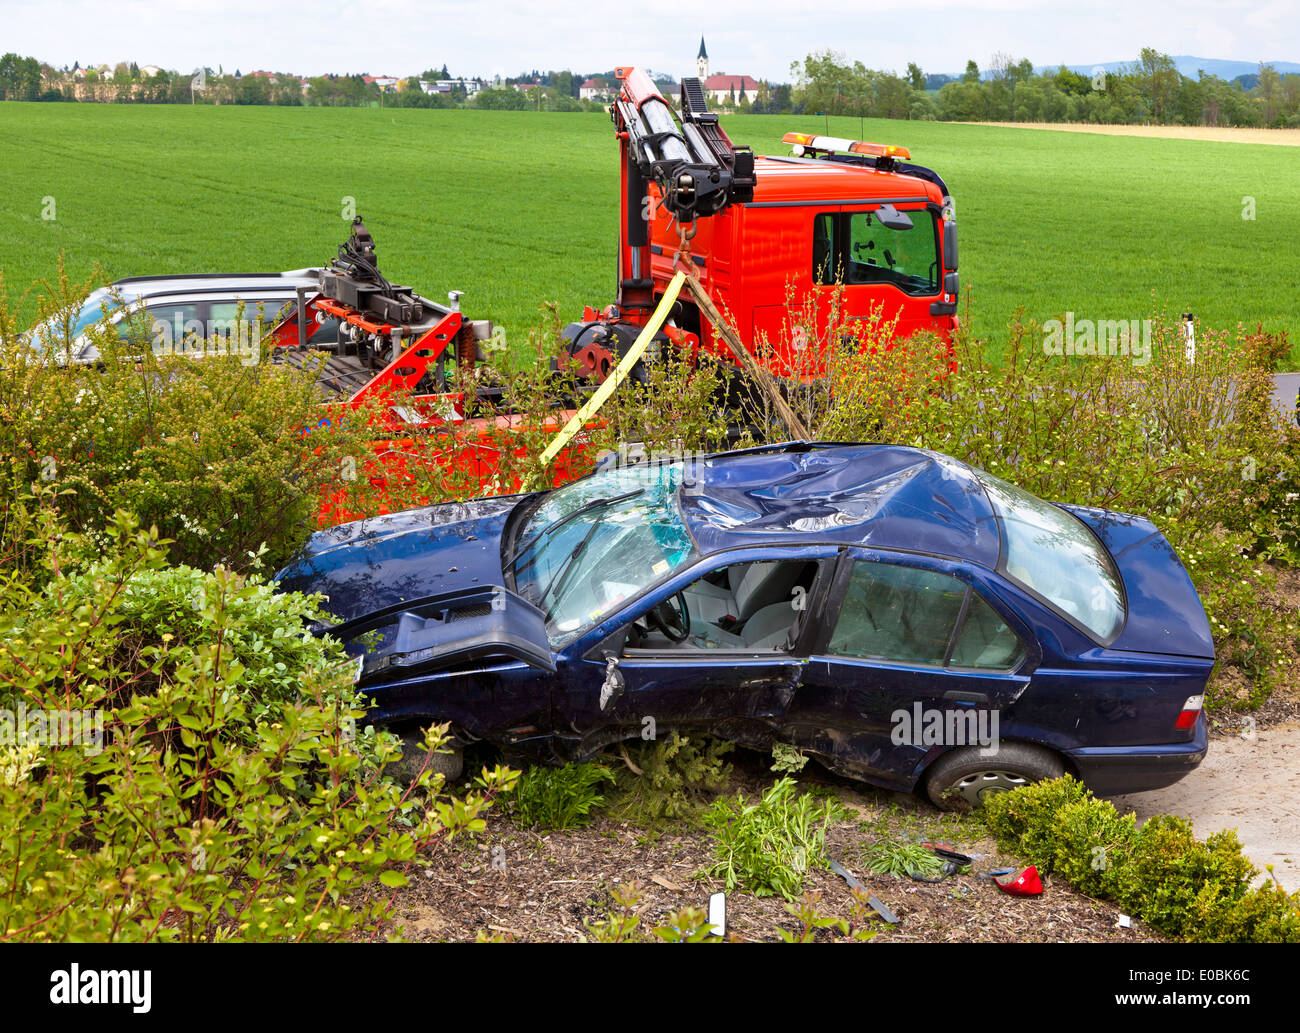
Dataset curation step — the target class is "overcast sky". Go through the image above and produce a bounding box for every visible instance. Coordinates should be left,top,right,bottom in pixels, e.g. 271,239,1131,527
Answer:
5,0,1296,80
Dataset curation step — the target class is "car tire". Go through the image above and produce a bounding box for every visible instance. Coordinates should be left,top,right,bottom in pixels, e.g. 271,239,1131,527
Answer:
387,727,465,784
922,742,1064,811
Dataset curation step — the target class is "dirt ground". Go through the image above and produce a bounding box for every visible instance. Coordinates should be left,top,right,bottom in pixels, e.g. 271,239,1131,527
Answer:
360,756,1160,943
963,122,1300,146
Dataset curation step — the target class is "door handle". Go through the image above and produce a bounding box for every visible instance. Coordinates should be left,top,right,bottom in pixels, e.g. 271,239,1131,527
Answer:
942,690,989,705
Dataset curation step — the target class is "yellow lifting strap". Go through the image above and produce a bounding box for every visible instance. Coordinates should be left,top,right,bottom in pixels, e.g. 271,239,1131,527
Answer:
539,270,687,468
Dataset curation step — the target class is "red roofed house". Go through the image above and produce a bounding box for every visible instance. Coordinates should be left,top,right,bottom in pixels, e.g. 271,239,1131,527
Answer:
579,77,610,101
703,74,762,106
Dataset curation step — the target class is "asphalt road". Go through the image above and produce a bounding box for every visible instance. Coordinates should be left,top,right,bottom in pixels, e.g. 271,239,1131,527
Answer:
1271,372,1299,422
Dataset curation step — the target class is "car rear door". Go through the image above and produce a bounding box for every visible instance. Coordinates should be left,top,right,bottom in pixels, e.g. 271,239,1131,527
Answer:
781,549,1036,790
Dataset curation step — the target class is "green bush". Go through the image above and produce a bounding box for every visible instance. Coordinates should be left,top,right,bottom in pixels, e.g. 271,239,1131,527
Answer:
983,776,1300,942
0,503,515,941
703,776,842,901
0,268,371,573
613,732,733,822
508,762,615,830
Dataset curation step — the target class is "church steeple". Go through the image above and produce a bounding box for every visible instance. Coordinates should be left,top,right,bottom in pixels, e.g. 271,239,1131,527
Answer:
696,36,709,80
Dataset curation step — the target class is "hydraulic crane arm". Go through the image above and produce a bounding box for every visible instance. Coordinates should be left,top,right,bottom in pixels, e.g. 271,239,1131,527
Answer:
612,66,755,224
610,65,755,317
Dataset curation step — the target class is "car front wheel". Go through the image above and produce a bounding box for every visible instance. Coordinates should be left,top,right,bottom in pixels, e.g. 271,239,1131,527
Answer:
387,726,465,784
922,742,1065,810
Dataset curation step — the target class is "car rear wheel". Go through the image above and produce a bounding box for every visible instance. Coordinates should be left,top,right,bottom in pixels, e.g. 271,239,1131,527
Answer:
922,742,1064,810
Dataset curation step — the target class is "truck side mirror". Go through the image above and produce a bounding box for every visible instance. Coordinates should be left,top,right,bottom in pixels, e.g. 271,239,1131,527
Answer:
943,221,958,272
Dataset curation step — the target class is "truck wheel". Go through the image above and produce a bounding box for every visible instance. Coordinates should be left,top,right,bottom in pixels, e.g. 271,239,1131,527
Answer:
387,727,464,784
922,743,1064,811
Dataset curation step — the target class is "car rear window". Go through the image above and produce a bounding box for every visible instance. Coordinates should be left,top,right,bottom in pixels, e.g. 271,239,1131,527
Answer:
975,471,1124,642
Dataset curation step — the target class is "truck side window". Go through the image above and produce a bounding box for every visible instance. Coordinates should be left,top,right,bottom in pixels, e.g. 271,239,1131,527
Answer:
812,211,940,296
813,213,838,284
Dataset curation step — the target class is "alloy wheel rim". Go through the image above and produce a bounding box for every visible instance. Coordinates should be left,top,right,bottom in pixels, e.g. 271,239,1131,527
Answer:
951,769,1030,806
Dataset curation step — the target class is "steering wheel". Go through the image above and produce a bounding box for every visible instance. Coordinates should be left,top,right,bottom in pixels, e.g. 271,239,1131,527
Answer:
647,591,691,643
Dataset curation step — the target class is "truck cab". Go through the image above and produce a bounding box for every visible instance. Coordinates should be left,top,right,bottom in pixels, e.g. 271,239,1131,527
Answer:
566,67,959,384
646,144,959,376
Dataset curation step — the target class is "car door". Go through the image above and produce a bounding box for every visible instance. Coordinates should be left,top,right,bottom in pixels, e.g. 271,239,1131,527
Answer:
782,549,1036,790
556,549,839,755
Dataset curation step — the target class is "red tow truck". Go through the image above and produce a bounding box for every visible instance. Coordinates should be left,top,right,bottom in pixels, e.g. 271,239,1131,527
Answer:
564,66,960,382
268,65,961,519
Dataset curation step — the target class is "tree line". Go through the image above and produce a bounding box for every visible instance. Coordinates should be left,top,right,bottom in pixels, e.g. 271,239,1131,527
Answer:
5,48,1297,127
788,48,1299,128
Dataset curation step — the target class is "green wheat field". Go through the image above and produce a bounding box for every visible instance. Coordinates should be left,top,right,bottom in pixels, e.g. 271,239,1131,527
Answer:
2,104,1295,359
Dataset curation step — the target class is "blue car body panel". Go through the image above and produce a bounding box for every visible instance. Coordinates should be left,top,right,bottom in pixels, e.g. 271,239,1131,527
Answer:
274,442,1215,799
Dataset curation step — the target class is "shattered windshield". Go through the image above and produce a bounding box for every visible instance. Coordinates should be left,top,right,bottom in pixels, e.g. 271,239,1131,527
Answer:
510,462,698,645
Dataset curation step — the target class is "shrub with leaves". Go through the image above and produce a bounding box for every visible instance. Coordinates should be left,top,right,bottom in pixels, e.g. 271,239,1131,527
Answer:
613,732,733,822
507,761,615,830
0,500,514,941
703,776,842,901
983,776,1300,942
0,267,372,573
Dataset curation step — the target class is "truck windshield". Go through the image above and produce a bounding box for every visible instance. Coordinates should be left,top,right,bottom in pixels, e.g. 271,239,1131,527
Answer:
509,461,698,644
975,470,1125,643
813,208,939,296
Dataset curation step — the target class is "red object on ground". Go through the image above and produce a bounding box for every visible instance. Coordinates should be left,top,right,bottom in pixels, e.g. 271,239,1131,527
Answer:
993,865,1043,897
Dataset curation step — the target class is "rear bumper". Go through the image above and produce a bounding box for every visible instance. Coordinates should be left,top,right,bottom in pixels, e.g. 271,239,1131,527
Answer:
1065,713,1208,796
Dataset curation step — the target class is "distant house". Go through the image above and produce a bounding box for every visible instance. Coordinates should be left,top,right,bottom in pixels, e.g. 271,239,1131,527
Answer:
418,78,482,97
702,74,763,106
579,77,609,101
140,64,163,78
363,75,399,92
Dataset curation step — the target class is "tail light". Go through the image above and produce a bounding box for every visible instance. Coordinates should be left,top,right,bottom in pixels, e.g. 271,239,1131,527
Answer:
1174,695,1204,730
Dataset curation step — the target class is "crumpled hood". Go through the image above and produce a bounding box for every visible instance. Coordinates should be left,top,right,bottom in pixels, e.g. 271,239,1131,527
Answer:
1060,504,1215,659
275,494,529,624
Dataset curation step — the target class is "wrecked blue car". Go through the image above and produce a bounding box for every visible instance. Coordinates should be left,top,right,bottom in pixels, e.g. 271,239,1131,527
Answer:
274,442,1213,808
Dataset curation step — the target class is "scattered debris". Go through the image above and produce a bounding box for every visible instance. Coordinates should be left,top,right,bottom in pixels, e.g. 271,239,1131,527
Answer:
992,865,1044,897
708,892,727,937
829,857,901,924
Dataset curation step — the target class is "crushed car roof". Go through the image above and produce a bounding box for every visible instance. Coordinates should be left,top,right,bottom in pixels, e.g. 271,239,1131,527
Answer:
677,443,1002,568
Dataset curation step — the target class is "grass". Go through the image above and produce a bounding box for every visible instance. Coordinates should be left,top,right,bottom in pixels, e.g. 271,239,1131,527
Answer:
2,104,1296,361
